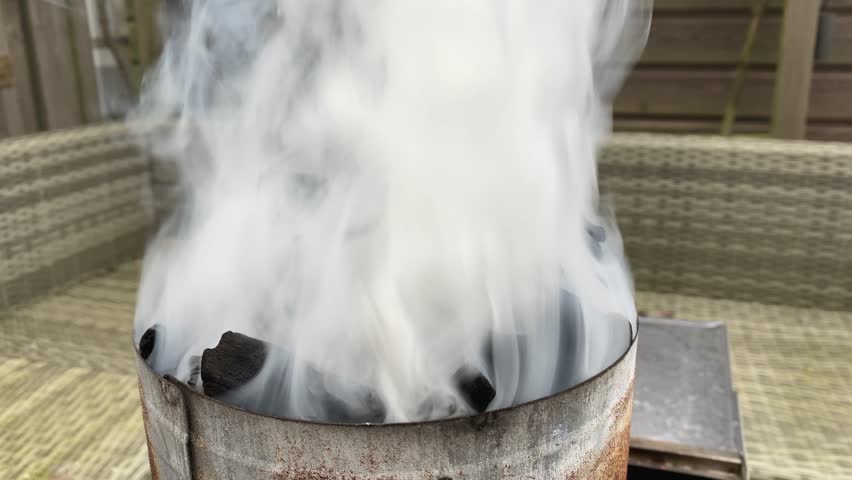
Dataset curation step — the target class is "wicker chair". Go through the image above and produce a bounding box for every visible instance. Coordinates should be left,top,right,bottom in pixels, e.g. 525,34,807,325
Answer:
601,135,852,480
0,124,153,479
1,124,850,480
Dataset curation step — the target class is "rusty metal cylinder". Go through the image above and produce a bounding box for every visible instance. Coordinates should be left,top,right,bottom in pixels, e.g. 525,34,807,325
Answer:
137,336,636,480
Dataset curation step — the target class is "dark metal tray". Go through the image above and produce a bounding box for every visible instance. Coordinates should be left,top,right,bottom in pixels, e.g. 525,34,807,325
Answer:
630,317,747,480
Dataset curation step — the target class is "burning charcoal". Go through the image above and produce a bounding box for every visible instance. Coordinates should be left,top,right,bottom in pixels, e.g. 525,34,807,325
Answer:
201,331,386,422
139,326,157,360
201,331,268,397
454,367,496,413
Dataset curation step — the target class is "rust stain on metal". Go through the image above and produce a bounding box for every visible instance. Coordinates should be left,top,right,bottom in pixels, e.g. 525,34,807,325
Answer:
599,385,634,480
573,380,635,480
273,466,413,480
144,430,161,480
138,382,161,480
360,449,379,473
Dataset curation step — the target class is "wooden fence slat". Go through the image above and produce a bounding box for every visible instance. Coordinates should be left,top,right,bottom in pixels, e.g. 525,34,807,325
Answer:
0,0,38,135
0,54,11,88
771,0,822,139
26,0,82,129
68,0,101,123
614,69,852,121
654,0,852,11
642,13,852,66
614,116,852,142
643,14,781,65
24,0,100,130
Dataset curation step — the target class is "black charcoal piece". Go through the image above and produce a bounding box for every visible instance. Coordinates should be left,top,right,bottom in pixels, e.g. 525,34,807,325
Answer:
139,326,157,360
454,368,496,413
201,331,268,397
187,355,201,387
200,331,385,423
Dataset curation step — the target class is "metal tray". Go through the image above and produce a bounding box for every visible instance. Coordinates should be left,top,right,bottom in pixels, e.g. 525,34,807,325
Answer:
630,317,747,480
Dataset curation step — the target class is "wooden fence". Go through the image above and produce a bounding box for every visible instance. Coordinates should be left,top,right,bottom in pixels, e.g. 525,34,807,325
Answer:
0,0,100,138
615,0,852,141
2,1,851,142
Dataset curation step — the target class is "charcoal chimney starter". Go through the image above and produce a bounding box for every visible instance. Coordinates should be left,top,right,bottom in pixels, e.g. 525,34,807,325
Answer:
136,334,636,480
134,0,649,476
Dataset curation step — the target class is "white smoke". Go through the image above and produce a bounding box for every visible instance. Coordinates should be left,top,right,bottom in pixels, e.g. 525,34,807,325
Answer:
133,0,650,423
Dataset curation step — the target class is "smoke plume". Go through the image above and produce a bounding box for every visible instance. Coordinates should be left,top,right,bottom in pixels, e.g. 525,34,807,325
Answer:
133,0,650,423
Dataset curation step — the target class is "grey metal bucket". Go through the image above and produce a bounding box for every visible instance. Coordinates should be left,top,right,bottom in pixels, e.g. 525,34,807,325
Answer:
137,336,636,479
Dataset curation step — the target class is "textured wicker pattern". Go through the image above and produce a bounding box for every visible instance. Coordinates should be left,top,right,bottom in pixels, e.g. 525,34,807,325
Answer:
0,261,149,480
601,134,852,311
637,292,852,480
3,264,849,480
0,123,152,310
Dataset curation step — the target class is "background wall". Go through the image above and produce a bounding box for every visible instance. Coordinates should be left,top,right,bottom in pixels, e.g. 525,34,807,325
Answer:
0,0,101,137
0,0,155,139
0,1,850,141
614,0,852,141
